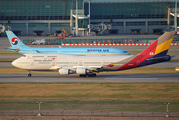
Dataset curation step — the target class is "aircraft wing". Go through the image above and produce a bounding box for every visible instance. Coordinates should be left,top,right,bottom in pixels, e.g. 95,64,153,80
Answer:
50,65,102,72
36,50,41,53
73,66,102,71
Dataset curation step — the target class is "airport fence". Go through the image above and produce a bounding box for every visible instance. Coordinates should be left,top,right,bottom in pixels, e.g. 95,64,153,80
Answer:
23,37,179,45
0,110,179,117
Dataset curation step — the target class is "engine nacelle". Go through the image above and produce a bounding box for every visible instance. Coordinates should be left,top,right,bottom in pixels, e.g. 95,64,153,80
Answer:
76,67,90,74
58,68,69,75
58,68,76,75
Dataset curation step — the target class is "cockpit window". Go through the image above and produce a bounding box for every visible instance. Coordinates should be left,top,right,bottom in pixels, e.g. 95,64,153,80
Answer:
22,55,26,57
123,51,128,53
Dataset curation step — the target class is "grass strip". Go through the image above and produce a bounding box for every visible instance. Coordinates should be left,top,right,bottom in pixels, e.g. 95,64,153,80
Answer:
0,51,21,55
0,83,179,101
0,59,15,62
0,100,179,112
0,67,57,74
169,59,179,62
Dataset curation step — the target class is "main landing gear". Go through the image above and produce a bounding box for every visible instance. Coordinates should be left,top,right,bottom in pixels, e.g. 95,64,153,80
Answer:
28,71,31,77
79,73,96,77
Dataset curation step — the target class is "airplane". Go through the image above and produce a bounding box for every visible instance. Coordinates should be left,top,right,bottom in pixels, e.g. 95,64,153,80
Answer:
5,31,130,55
11,31,175,77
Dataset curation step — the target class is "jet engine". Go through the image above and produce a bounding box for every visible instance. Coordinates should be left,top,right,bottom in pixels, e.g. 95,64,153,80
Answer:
76,67,90,74
58,68,75,75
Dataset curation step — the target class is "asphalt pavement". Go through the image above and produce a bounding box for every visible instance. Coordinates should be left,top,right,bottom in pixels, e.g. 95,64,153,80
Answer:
0,73,178,83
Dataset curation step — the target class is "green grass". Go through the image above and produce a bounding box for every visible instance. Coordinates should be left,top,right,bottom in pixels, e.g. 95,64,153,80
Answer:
0,58,15,62
0,83,179,101
0,51,21,55
0,100,179,112
0,82,178,112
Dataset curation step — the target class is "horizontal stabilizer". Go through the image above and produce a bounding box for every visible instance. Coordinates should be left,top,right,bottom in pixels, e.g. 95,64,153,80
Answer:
170,55,176,59
6,47,20,52
146,55,171,61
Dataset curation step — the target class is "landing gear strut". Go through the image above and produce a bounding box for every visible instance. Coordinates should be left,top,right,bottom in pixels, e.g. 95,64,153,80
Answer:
79,74,86,77
79,73,96,77
28,71,31,77
88,73,96,77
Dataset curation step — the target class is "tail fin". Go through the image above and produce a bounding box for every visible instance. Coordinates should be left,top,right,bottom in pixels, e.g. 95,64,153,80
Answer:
137,31,175,66
139,31,175,57
116,32,175,71
5,31,29,49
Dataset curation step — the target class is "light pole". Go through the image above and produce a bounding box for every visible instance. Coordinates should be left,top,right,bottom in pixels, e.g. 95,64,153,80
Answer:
88,0,91,34
164,102,170,117
75,0,78,36
37,102,42,116
175,0,177,32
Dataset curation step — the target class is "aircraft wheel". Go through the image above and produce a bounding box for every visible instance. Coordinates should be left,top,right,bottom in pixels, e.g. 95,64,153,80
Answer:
92,73,96,77
87,73,96,77
79,74,87,77
28,73,31,77
83,74,87,77
88,74,92,77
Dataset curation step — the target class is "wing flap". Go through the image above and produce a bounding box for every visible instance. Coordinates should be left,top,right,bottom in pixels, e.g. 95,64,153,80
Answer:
50,65,102,71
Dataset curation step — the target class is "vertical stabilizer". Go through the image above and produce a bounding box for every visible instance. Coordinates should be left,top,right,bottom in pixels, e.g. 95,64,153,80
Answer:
6,31,29,48
116,32,175,71
139,31,175,57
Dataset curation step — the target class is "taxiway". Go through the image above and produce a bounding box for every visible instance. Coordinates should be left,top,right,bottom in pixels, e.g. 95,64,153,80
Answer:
0,73,178,83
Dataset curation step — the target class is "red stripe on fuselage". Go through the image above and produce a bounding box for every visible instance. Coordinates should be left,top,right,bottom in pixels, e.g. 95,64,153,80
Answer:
116,40,158,71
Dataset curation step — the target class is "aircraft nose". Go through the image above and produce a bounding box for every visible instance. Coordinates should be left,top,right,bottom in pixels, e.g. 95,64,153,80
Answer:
12,61,16,66
12,60,18,67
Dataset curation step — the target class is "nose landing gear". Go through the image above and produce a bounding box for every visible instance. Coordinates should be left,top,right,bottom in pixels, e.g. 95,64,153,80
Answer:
28,71,31,77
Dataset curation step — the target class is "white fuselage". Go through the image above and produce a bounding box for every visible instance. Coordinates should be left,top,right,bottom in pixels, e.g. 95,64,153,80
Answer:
12,53,132,72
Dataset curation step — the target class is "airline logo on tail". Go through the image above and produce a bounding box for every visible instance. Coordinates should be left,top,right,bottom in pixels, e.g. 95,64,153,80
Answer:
11,37,19,45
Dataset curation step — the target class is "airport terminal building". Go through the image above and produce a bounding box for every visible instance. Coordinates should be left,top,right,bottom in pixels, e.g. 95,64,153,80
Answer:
0,0,178,35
